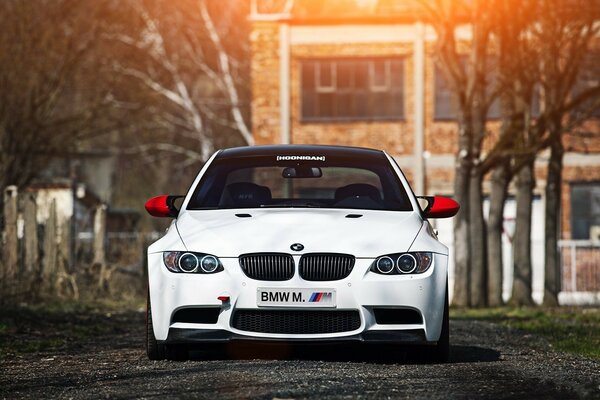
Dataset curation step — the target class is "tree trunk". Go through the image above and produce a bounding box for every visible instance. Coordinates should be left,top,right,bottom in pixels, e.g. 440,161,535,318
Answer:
452,127,472,307
510,160,535,306
468,165,487,307
543,131,563,307
487,162,510,306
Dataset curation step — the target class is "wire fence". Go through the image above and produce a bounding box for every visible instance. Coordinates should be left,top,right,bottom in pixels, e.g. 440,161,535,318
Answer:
0,185,164,304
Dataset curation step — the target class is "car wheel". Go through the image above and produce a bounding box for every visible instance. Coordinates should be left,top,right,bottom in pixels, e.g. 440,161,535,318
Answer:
146,291,166,360
421,282,450,363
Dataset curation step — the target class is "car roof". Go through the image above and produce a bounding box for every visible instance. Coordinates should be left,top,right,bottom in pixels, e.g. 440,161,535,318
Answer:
216,144,387,160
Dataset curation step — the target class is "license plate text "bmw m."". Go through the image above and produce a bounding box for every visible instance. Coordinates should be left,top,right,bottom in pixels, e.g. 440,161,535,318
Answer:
257,288,336,307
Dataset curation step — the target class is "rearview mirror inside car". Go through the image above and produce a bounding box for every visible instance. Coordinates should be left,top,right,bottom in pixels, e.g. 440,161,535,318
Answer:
282,166,322,178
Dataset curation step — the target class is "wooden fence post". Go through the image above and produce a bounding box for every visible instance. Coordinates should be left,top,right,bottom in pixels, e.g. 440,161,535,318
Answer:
22,192,39,298
42,199,58,295
93,204,108,290
23,192,39,274
3,186,19,299
59,219,72,274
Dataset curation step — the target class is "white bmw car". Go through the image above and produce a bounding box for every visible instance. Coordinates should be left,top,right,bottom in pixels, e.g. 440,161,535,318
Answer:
144,145,459,362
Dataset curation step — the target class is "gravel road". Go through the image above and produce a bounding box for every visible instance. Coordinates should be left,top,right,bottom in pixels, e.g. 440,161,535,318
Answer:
1,310,599,399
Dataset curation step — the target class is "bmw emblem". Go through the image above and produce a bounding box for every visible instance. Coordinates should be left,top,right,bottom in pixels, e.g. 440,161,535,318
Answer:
290,243,304,252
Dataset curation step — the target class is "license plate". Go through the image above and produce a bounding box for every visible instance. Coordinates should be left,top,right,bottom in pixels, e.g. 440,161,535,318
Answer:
257,288,336,307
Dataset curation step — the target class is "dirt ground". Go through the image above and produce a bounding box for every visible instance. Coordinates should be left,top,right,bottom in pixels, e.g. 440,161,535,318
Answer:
1,309,599,399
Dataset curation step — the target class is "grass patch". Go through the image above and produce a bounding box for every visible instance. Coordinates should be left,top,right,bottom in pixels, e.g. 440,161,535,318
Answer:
451,307,600,359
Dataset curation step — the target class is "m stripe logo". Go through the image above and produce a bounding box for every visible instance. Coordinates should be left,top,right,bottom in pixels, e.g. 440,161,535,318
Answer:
308,292,332,302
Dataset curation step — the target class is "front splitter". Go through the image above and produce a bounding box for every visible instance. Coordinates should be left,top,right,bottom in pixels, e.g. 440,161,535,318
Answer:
163,328,430,345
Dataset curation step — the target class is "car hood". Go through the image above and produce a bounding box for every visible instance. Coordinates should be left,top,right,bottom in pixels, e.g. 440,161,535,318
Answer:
175,208,424,258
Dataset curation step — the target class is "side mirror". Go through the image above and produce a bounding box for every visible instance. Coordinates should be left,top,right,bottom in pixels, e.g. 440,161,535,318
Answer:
417,196,460,219
145,195,184,218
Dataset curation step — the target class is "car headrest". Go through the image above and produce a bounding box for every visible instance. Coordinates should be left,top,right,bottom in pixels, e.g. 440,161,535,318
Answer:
334,183,382,202
220,182,272,208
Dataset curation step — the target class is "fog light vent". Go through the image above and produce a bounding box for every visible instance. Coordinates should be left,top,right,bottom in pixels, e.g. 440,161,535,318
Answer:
373,308,422,325
172,307,220,324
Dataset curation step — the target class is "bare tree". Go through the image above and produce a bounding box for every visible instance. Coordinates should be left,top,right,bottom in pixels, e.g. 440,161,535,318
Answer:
0,0,113,214
489,0,599,306
422,0,600,307
421,0,498,306
487,0,541,306
480,0,536,306
534,0,600,306
106,0,252,169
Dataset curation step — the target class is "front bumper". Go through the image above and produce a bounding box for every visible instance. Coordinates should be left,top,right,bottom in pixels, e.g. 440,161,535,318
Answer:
148,253,448,344
164,328,427,344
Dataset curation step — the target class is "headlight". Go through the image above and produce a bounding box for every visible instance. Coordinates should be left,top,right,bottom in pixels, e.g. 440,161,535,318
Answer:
370,252,433,275
179,253,199,272
163,251,223,274
200,255,219,273
397,254,417,273
375,256,395,274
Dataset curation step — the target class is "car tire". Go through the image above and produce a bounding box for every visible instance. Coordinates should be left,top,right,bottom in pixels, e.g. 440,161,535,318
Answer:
421,282,450,363
146,291,166,360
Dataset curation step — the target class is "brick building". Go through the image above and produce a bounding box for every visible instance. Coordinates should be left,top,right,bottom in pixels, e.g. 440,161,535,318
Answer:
249,1,600,301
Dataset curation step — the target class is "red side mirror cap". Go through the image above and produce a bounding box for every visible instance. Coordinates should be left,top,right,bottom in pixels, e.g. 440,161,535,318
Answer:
145,195,182,218
419,196,460,219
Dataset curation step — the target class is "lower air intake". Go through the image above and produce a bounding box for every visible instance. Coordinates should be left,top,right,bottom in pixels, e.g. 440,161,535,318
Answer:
373,308,423,325
171,307,220,324
231,310,361,334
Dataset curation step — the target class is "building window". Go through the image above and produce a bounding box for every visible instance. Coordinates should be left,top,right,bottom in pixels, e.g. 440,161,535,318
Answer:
571,183,600,240
433,59,520,121
573,52,600,119
301,58,404,122
434,64,460,120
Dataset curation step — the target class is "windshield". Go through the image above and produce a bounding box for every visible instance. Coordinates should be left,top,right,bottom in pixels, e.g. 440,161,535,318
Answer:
187,155,412,211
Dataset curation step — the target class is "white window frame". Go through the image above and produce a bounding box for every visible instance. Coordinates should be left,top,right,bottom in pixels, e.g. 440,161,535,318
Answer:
369,60,391,92
316,61,336,93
